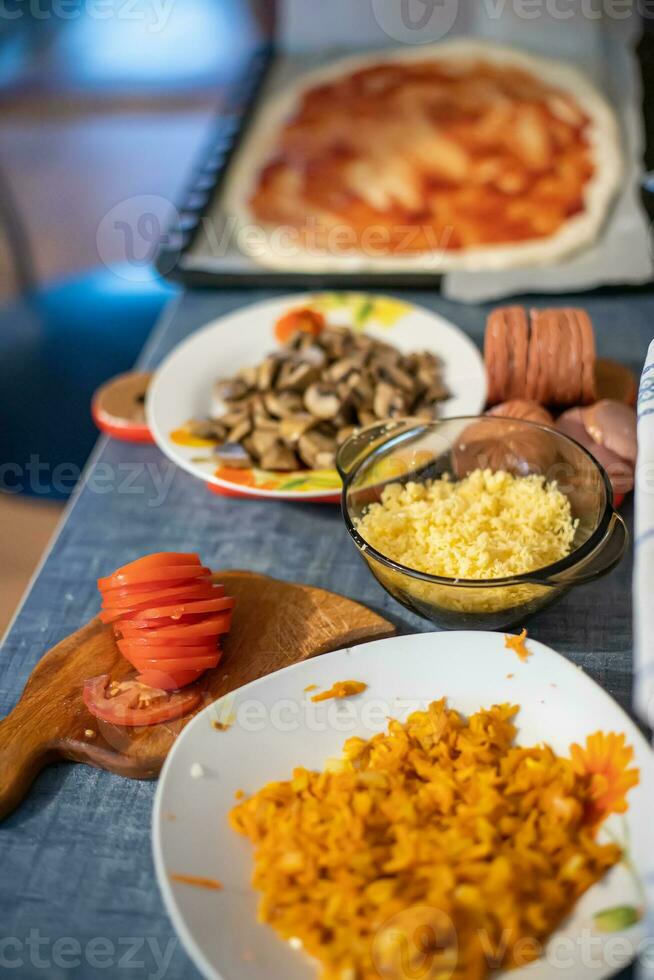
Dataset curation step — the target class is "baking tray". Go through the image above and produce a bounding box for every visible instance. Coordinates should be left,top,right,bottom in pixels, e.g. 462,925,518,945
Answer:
157,27,654,294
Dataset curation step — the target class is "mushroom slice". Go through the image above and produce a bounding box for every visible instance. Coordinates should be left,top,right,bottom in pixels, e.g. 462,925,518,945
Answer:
412,400,441,421
317,327,353,359
250,394,276,427
277,361,320,393
214,442,251,468
250,428,282,458
369,342,401,367
304,383,343,420
259,442,300,471
228,418,252,443
298,428,337,469
378,362,415,393
325,354,365,384
237,365,258,389
219,407,250,429
373,381,408,419
297,344,328,369
279,414,316,446
256,355,280,391
358,408,377,427
263,391,304,419
214,377,250,402
184,418,226,441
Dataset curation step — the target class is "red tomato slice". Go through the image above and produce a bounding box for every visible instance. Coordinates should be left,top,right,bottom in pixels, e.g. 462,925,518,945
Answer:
117,640,219,658
118,613,232,642
83,673,202,726
136,668,205,691
113,553,201,574
128,596,236,623
101,583,223,615
98,553,201,591
125,653,221,672
98,565,210,591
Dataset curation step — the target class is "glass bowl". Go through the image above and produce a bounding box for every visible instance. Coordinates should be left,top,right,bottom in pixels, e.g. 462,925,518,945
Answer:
337,416,628,631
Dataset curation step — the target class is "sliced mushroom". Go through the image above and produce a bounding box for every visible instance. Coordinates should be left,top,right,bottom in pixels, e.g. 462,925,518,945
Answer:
250,428,281,458
378,362,415,393
184,418,227,440
357,408,377,427
214,377,250,402
259,442,300,471
297,344,328,369
219,407,250,429
325,353,365,384
228,417,252,443
256,355,280,391
279,414,316,446
373,381,408,419
412,400,441,421
263,391,304,419
213,442,251,468
304,383,343,420
237,365,258,389
277,361,320,393
188,316,448,477
298,428,337,469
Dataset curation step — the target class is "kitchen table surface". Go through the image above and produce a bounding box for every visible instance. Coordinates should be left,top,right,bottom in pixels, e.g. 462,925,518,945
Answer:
1,287,650,979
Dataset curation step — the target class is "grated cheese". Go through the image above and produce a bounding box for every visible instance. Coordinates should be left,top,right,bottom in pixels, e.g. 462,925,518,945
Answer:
356,469,577,580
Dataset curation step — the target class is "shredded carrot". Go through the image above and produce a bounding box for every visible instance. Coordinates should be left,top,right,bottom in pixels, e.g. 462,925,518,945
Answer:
311,680,367,703
170,873,222,891
304,684,318,693
231,700,635,980
505,627,530,661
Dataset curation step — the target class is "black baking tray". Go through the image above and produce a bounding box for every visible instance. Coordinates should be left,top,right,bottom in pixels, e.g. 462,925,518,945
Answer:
157,28,654,291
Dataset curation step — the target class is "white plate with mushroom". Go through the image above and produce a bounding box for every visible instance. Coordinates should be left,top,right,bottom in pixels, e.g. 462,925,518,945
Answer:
147,293,486,500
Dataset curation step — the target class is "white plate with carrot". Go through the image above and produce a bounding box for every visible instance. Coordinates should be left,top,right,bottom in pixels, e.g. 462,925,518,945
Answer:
146,293,486,501
152,630,653,980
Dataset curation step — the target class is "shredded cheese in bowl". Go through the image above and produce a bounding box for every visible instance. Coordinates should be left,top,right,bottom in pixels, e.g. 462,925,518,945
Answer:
355,469,577,581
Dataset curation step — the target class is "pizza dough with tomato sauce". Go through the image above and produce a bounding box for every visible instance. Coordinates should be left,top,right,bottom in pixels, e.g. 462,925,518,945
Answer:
223,41,621,273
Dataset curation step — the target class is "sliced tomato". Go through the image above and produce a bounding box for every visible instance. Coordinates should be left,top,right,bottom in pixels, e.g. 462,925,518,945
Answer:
100,584,223,617
135,668,205,691
127,596,236,623
111,553,201,574
118,613,232,642
125,653,221,672
83,673,202,727
98,564,210,591
117,639,219,657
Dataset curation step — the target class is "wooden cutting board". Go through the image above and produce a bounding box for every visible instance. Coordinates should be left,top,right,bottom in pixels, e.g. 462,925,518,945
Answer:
0,571,395,821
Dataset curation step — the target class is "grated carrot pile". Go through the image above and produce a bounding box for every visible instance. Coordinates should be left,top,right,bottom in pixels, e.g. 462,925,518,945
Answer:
230,700,634,980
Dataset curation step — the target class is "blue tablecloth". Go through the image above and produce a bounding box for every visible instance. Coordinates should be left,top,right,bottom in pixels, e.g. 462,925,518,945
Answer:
1,287,651,978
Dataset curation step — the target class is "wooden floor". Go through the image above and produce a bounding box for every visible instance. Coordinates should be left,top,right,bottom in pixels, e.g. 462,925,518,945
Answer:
0,496,62,636
0,7,246,633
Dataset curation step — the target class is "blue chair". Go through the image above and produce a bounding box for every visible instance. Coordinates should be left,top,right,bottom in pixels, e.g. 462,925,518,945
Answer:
0,259,176,499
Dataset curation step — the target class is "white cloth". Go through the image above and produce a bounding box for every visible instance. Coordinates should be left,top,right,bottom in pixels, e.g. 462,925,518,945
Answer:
634,338,654,731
